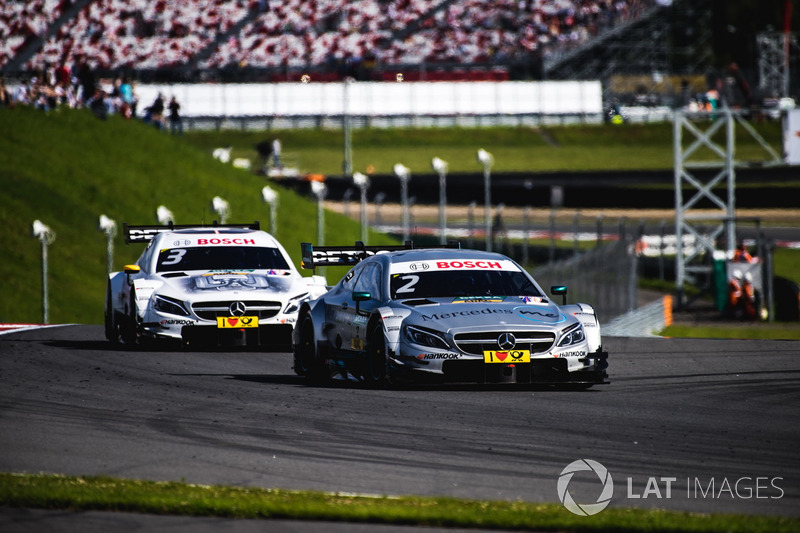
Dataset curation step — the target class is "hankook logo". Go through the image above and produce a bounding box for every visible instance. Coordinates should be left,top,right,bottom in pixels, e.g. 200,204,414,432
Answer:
497,332,516,350
229,301,247,316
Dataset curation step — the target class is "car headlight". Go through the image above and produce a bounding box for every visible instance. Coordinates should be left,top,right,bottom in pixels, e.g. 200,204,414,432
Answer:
283,292,310,315
153,295,190,316
404,325,449,350
557,323,586,347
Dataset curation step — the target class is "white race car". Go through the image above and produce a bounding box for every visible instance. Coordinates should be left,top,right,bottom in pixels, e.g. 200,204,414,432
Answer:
293,242,609,387
105,223,327,350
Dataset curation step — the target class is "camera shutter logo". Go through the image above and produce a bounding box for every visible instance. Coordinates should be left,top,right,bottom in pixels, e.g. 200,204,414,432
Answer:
557,459,614,516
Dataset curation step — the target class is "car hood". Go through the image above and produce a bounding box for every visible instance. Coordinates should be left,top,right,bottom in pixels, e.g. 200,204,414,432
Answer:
396,296,573,331
156,270,302,298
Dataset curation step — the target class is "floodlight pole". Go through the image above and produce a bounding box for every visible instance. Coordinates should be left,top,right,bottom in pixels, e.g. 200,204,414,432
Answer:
156,205,174,225
311,181,327,246
41,238,49,324
353,172,369,244
431,157,448,244
477,149,494,252
211,196,230,224
98,215,117,275
32,220,55,324
393,164,411,242
105,232,114,274
262,186,279,234
343,77,353,178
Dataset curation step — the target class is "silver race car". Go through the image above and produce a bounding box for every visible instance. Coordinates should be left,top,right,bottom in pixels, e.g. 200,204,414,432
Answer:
293,242,608,387
105,223,327,350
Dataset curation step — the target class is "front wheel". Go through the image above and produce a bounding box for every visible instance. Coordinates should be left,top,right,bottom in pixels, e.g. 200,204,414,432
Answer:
120,295,139,347
363,322,390,387
293,315,327,382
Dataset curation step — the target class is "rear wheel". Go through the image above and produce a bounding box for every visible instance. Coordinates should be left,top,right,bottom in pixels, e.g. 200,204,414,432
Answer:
104,285,120,345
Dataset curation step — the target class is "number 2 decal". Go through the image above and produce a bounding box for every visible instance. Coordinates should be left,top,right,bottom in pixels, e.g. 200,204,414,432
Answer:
395,274,419,294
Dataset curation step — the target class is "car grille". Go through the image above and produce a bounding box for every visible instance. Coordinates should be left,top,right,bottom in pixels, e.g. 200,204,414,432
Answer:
192,300,283,320
453,331,555,355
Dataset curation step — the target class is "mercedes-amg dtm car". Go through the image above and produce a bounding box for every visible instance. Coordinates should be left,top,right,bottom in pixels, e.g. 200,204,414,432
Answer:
105,223,327,349
293,242,608,387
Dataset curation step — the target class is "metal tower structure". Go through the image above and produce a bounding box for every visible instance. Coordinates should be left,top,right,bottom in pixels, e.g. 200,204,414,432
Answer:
672,109,784,309
757,31,797,98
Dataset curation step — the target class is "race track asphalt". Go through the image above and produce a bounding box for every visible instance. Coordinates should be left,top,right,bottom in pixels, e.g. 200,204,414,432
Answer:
1,325,798,530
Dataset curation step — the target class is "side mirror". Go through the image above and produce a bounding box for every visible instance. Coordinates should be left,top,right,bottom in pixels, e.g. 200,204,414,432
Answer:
353,291,371,314
551,285,568,305
353,291,371,302
124,264,141,286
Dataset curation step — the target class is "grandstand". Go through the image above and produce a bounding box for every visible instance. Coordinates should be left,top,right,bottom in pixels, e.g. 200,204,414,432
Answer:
3,0,669,86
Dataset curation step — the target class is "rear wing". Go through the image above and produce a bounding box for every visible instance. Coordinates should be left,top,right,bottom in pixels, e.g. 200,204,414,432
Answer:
301,240,460,270
123,221,261,244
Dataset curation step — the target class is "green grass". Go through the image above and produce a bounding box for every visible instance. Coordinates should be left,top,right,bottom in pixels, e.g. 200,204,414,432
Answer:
184,120,785,176
774,248,800,283
0,106,795,328
660,323,800,340
2,473,798,532
0,107,395,325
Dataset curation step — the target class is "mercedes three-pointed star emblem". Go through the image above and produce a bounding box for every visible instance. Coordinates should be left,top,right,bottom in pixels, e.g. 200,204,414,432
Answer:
229,301,247,316
497,332,516,350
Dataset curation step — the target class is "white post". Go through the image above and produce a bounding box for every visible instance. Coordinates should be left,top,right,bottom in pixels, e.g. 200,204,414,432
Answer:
32,220,56,324
393,163,411,242
477,149,494,252
431,157,448,244
353,172,369,244
311,181,327,245
261,186,279,235
211,196,230,224
156,205,174,225
98,215,117,275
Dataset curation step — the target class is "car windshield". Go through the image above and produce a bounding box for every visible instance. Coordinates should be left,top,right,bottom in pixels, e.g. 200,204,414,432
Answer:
156,246,290,272
389,270,542,300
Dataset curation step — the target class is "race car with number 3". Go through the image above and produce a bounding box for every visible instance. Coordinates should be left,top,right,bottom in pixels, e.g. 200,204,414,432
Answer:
105,222,327,350
293,242,608,387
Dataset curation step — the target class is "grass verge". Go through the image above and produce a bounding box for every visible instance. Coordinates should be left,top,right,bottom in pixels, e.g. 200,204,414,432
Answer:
659,324,800,340
1,473,799,532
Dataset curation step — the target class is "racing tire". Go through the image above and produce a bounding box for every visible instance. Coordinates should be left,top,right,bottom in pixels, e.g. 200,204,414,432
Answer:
104,285,121,345
120,295,138,347
294,315,327,382
562,383,595,391
363,322,390,387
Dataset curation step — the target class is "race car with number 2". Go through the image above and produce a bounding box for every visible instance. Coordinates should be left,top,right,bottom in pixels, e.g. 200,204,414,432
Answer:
293,242,608,387
105,222,327,350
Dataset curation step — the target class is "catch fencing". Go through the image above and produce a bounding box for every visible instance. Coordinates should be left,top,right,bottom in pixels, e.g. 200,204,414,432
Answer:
531,238,638,326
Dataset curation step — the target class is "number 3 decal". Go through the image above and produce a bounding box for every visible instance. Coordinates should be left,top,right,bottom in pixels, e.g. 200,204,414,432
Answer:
161,249,187,265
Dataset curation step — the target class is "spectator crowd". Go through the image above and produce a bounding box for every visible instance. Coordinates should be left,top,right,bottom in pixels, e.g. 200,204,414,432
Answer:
2,0,662,82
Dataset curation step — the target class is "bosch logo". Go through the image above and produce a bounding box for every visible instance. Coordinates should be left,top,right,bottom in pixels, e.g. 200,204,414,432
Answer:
229,301,247,316
497,333,516,350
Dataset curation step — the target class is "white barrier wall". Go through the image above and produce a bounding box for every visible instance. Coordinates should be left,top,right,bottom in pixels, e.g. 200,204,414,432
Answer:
133,81,603,117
